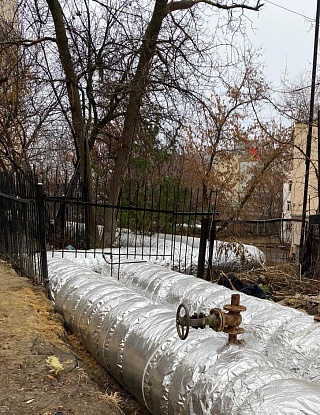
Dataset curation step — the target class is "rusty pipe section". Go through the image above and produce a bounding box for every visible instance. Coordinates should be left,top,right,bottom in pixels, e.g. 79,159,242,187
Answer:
48,257,320,414
223,293,246,344
176,293,246,344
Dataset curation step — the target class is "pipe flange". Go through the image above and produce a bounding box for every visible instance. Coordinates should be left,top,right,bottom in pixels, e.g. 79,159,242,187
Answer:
223,304,247,313
209,308,225,332
223,326,245,335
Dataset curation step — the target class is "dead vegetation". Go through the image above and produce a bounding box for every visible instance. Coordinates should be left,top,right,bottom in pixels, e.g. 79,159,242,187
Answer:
214,263,320,317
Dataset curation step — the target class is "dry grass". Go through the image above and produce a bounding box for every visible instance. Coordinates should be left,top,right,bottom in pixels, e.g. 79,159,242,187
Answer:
214,262,320,315
76,366,89,384
95,391,125,414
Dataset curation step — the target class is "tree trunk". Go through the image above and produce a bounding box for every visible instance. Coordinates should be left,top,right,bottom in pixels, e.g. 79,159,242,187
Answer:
103,0,168,247
46,0,96,248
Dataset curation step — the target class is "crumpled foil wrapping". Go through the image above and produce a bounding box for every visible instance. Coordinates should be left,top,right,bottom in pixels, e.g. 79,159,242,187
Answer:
115,261,320,377
49,231,265,275
48,258,320,414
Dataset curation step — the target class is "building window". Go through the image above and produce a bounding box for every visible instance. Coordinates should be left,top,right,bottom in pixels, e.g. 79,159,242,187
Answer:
287,201,291,212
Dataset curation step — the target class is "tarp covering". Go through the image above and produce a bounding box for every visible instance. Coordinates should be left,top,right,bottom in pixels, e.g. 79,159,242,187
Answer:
48,257,320,414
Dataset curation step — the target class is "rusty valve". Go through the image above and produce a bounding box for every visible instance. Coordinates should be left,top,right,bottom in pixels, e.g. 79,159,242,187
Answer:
176,293,246,345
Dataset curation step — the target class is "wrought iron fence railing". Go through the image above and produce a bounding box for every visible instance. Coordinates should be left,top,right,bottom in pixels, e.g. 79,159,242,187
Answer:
0,172,48,286
0,170,317,282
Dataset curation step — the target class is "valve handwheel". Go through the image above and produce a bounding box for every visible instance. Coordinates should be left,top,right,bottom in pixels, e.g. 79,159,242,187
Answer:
176,303,190,340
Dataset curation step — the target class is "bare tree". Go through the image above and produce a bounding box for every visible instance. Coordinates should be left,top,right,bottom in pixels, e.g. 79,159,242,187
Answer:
2,0,264,247
103,0,263,245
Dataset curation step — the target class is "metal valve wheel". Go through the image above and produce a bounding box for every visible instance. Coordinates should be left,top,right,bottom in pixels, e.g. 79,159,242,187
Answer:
176,303,190,340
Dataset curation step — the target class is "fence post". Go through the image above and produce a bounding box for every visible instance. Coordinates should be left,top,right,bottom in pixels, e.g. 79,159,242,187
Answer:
197,217,208,279
60,200,66,248
206,214,216,281
36,183,49,296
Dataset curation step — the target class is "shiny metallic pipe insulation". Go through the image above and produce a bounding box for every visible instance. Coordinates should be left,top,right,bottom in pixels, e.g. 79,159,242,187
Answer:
49,253,320,383
48,258,320,414
107,260,320,384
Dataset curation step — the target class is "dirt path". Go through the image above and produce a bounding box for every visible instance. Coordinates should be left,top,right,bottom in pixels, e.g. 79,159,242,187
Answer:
0,260,150,415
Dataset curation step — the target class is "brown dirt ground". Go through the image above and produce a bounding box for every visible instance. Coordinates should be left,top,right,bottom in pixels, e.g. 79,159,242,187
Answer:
0,259,150,415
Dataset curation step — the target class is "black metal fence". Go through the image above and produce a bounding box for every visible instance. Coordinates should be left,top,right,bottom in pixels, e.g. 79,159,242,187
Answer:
301,217,320,278
40,173,297,277
44,182,215,277
0,171,48,285
0,170,314,283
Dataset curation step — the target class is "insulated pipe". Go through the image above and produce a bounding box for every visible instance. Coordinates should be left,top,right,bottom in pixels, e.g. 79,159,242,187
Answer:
48,258,320,414
108,260,320,383
51,230,265,274
49,253,320,382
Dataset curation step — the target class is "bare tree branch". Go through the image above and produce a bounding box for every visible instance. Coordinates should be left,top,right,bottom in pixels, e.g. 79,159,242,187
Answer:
167,0,263,14
0,37,56,47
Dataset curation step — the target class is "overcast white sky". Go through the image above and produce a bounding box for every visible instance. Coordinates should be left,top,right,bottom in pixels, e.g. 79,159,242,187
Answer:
248,0,317,87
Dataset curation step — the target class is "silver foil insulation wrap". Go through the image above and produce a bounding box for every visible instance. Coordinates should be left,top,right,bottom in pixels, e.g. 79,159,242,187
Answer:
48,258,320,414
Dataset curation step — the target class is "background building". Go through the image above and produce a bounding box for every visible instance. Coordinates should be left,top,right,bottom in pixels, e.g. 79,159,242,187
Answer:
286,122,319,254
